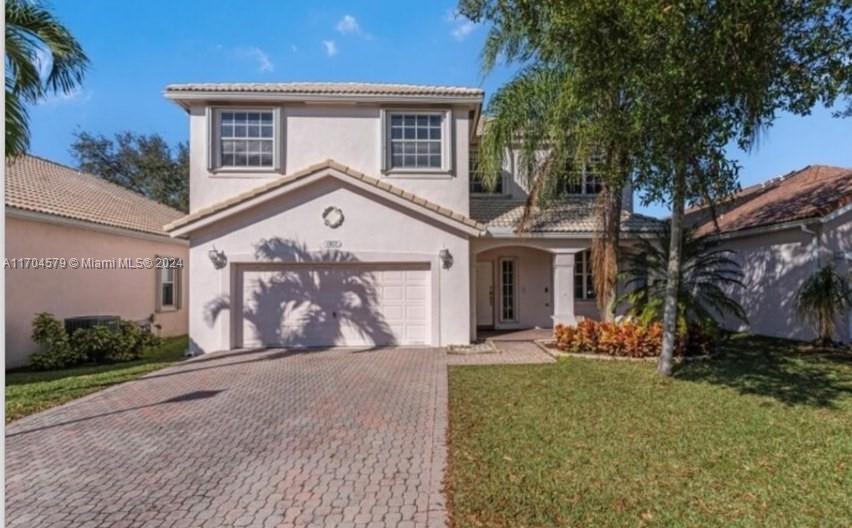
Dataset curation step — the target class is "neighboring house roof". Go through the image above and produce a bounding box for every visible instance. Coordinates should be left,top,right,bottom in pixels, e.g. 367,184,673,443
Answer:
470,197,663,234
686,165,852,237
164,82,484,108
5,154,185,237
165,160,485,236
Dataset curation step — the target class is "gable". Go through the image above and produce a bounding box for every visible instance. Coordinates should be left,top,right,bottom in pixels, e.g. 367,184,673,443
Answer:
167,160,484,237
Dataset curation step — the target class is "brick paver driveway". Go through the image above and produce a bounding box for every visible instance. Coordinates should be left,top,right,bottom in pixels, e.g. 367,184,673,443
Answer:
6,344,552,528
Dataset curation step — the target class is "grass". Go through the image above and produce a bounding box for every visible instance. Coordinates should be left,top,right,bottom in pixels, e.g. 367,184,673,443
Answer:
5,335,188,423
447,334,852,527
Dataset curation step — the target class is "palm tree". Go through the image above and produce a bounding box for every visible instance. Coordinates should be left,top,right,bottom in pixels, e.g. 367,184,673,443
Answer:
5,0,88,157
796,265,852,346
619,225,748,331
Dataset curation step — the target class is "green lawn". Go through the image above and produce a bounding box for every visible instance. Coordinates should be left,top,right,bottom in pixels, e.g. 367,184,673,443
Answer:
5,335,188,423
447,335,852,527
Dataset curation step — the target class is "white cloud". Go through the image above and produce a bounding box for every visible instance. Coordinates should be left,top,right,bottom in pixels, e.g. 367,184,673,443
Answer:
445,9,478,41
336,15,360,34
40,87,92,106
241,47,275,73
335,14,372,39
322,40,338,57
222,46,274,72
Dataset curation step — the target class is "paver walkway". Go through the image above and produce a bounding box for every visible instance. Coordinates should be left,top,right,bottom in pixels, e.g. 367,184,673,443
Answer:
5,342,552,528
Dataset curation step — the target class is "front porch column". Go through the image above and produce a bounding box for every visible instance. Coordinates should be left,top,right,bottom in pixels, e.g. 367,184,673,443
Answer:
552,252,576,326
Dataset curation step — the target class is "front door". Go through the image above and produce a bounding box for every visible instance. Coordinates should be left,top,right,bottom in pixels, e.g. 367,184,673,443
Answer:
475,261,494,327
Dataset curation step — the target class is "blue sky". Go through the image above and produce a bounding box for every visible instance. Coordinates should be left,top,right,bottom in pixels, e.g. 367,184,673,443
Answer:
28,0,852,218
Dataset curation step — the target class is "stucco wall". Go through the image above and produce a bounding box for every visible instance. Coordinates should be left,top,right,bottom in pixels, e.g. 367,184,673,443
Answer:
5,216,189,368
188,104,472,215
185,175,471,354
718,209,852,343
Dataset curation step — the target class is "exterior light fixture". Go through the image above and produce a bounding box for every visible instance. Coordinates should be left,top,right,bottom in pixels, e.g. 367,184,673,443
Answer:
439,248,453,269
208,246,227,269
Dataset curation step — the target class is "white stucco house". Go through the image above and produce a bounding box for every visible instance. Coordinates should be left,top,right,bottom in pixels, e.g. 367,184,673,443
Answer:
686,165,852,344
163,82,659,354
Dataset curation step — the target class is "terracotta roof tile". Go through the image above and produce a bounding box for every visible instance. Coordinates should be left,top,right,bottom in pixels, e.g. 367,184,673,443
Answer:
470,197,663,233
686,165,852,236
165,160,485,233
166,82,483,98
5,155,185,236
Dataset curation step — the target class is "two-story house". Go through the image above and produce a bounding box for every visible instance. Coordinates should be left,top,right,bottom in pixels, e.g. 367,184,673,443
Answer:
163,82,659,354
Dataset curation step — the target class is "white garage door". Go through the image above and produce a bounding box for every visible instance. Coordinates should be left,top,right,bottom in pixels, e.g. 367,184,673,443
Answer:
239,263,430,348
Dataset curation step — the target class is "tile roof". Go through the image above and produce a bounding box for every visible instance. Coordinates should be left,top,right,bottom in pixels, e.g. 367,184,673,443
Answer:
686,165,852,236
165,82,484,98
5,155,185,236
470,197,663,233
165,160,485,234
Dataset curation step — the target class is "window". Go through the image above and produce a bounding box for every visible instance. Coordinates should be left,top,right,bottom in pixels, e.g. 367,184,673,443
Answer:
388,112,443,169
575,250,595,300
157,264,179,311
469,146,503,194
500,259,516,321
562,153,603,195
218,110,275,168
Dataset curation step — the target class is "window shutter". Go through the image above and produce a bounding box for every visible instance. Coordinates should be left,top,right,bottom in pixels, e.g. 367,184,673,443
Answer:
274,107,283,172
206,107,215,171
379,108,387,172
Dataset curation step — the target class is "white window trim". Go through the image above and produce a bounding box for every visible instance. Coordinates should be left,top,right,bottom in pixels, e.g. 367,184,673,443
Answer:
564,158,603,196
208,106,283,175
575,250,595,300
498,257,519,323
380,108,453,176
156,259,181,313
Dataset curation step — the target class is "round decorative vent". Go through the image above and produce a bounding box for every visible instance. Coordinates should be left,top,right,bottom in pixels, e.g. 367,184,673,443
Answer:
322,206,344,229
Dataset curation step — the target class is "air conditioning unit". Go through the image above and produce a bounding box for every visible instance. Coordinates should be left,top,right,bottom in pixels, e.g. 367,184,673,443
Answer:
64,315,120,335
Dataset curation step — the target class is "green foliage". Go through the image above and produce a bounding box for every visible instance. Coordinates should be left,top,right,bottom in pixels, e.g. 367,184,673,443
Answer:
5,0,88,156
71,131,189,212
70,321,161,364
554,319,713,357
29,313,84,370
796,265,852,345
619,225,747,328
7,336,188,422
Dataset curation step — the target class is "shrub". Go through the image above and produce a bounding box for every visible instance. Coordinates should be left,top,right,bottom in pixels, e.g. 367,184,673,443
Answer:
30,313,85,370
553,319,712,358
71,320,161,364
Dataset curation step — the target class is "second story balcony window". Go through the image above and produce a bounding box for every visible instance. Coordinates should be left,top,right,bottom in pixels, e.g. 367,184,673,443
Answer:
215,109,278,170
562,153,604,195
469,147,503,194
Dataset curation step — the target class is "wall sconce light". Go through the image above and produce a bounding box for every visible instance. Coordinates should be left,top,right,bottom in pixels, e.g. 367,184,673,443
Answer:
439,248,453,269
208,246,227,269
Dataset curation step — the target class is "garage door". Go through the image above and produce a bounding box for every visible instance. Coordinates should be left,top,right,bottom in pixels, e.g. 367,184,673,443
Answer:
239,263,430,348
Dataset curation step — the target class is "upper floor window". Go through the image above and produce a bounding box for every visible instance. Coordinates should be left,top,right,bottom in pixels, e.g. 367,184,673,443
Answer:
575,250,596,300
469,146,503,194
387,112,443,170
217,110,276,169
563,153,603,195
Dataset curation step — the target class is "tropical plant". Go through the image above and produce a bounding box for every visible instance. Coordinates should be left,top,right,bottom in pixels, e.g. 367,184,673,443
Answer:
460,1,645,321
5,0,88,157
796,265,852,346
30,312,84,370
619,225,748,332
71,131,189,212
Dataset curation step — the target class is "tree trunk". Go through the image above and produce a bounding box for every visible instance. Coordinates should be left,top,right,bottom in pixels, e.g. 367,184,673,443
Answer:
593,183,623,322
658,168,685,376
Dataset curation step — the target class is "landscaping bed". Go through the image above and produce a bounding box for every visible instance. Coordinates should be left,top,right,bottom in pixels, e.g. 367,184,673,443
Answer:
446,334,852,527
6,335,188,422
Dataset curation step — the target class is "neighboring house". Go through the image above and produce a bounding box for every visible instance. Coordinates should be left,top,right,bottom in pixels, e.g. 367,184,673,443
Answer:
5,155,189,367
686,165,852,343
163,82,659,354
